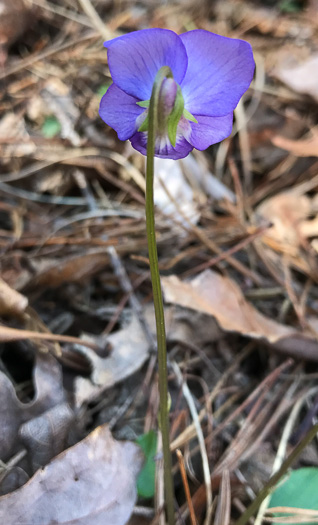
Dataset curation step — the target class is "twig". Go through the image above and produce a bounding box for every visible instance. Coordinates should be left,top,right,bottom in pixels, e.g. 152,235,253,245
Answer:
77,0,112,40
176,449,197,525
172,361,213,525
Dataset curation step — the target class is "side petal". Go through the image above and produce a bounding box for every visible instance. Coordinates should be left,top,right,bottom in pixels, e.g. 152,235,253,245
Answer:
130,131,193,160
105,29,188,101
180,30,255,117
188,113,233,150
99,84,144,141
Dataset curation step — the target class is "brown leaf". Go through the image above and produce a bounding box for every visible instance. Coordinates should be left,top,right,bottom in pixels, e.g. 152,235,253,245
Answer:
20,403,74,474
0,425,143,525
272,132,318,157
75,314,151,407
0,0,33,64
273,54,318,102
163,271,292,343
0,353,65,461
74,305,221,406
24,251,109,289
257,193,312,250
0,468,29,496
162,270,318,361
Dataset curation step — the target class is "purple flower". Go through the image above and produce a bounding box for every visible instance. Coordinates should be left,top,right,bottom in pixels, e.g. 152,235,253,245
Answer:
99,29,255,160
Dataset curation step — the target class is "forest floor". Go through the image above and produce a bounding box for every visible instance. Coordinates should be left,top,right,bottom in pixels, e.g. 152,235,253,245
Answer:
0,0,318,524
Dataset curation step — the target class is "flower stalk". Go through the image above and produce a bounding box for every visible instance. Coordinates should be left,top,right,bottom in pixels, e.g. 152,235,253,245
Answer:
146,67,175,525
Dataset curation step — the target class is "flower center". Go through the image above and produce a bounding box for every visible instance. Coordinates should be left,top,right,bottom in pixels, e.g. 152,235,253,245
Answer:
137,71,197,147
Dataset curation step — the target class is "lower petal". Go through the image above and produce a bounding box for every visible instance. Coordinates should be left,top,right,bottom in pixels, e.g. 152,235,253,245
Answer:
99,84,144,141
188,113,233,150
130,131,193,160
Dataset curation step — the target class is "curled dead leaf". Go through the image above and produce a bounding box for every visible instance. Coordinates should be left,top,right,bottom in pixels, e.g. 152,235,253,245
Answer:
162,270,318,361
272,131,318,157
0,353,65,461
273,54,318,102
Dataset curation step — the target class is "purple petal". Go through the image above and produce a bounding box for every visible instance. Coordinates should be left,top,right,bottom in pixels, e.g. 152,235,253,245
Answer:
130,131,193,160
188,113,233,150
180,30,255,117
105,29,188,101
99,84,144,141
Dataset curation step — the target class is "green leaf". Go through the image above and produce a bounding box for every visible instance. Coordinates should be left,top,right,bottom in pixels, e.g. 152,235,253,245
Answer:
136,430,157,499
167,85,184,147
268,468,318,525
41,116,61,138
278,0,303,12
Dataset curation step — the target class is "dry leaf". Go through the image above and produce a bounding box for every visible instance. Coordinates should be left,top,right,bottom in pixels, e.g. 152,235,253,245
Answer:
272,132,318,157
0,468,29,496
75,314,151,407
24,251,109,289
0,0,33,61
20,403,74,474
257,193,312,250
74,305,221,406
0,113,36,157
154,157,200,227
162,270,318,361
0,353,65,461
0,425,143,525
273,54,318,102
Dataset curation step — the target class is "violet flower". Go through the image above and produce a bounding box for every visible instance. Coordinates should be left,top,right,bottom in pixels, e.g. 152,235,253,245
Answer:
99,28,255,160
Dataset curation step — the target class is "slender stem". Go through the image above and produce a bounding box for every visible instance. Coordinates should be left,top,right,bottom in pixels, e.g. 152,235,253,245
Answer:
234,423,318,525
146,67,175,525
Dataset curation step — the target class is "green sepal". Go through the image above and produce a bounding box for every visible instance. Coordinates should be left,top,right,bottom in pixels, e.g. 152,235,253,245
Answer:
138,115,149,132
137,100,150,108
183,108,198,123
167,86,184,147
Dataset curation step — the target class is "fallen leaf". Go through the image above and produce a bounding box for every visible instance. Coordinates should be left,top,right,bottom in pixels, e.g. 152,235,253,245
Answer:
272,131,318,157
20,403,74,474
24,250,109,289
0,0,33,63
256,192,318,277
162,270,318,361
257,193,312,250
273,54,318,102
74,305,221,406
75,314,151,407
0,113,36,157
154,157,200,227
0,425,143,525
0,353,65,461
0,468,29,496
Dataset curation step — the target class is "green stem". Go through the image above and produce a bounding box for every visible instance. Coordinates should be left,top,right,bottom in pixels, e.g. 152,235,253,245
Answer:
146,66,175,525
234,423,318,525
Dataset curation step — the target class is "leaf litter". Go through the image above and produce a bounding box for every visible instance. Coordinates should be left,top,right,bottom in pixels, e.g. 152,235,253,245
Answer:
0,0,318,523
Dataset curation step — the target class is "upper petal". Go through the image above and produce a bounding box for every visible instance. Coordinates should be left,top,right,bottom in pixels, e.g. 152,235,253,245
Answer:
105,29,188,101
99,83,144,141
180,30,255,117
188,113,233,150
